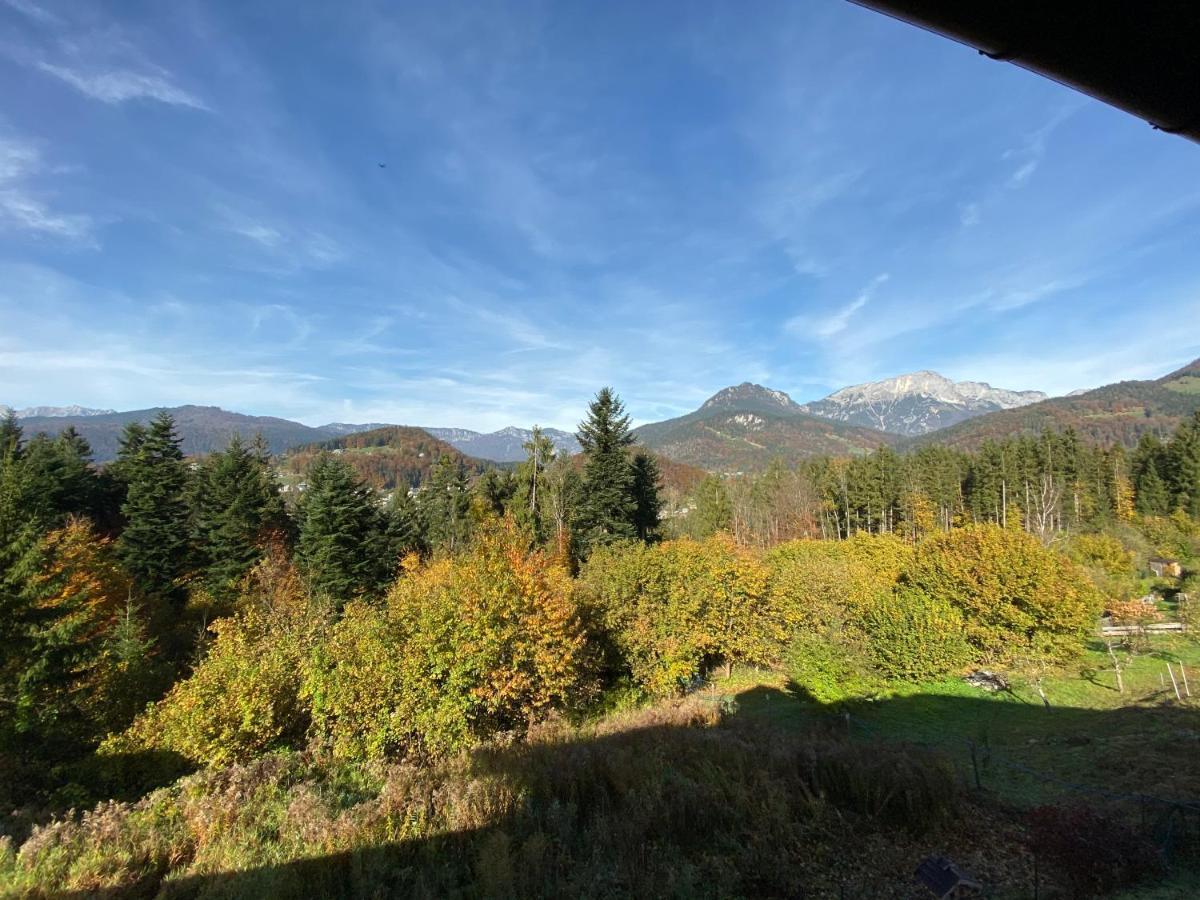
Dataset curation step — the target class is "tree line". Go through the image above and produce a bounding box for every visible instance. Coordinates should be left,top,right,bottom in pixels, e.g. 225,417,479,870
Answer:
677,413,1200,548
0,389,661,797
1,391,1195,815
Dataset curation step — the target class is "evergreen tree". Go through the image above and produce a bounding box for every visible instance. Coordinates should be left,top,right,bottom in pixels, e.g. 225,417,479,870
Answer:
296,454,391,603
384,487,426,559
473,468,516,521
18,429,101,525
419,455,472,552
692,474,733,537
576,387,636,552
7,520,133,749
0,409,22,461
1135,460,1170,516
116,414,191,604
189,434,289,599
1165,412,1200,516
630,451,663,542
0,425,39,746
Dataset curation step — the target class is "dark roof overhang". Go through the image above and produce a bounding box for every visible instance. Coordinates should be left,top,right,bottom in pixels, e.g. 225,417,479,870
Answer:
849,1,1200,143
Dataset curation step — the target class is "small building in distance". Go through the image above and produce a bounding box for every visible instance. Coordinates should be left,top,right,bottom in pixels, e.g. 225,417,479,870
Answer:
1149,557,1183,579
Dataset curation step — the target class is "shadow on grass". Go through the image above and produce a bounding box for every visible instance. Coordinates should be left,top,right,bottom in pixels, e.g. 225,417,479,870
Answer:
20,687,1200,900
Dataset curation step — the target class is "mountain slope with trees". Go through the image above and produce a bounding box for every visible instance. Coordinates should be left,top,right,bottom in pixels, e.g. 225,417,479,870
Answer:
634,383,895,472
16,406,332,461
282,426,490,492
908,359,1200,451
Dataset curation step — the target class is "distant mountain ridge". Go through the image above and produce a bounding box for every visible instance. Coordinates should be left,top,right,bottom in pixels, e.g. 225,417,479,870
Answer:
16,406,332,462
908,358,1200,450
15,358,1198,469
319,422,395,437
634,383,894,472
424,426,580,463
802,371,1046,436
2,405,116,418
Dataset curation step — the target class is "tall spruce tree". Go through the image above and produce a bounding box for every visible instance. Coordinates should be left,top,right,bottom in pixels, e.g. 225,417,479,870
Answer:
189,434,289,598
630,450,663,542
1165,412,1200,516
116,413,191,604
419,455,472,552
0,409,22,461
385,487,426,559
576,387,636,552
296,454,391,603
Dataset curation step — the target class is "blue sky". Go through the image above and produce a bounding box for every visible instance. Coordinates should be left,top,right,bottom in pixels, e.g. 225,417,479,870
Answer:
1,0,1198,431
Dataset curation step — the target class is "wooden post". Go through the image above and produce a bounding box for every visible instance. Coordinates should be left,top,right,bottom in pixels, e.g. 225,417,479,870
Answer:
1180,663,1191,698
1168,664,1182,701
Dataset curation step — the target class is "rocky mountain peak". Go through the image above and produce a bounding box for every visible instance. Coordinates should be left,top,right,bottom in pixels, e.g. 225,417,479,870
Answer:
803,371,1046,436
700,382,802,414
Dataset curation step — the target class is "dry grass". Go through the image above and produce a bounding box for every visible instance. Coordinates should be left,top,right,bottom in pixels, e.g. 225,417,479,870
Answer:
0,696,1039,899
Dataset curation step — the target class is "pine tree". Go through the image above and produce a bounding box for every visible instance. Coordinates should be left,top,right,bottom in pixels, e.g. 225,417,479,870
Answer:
189,434,289,598
576,387,636,553
384,487,426,559
1165,412,1200,517
18,429,101,526
630,451,663,542
419,455,472,552
0,409,22,461
296,454,391,603
116,413,191,604
692,474,733,537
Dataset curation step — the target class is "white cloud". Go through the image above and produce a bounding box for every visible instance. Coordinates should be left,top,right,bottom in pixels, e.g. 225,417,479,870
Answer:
1,0,59,25
787,273,889,340
37,62,209,110
0,137,94,242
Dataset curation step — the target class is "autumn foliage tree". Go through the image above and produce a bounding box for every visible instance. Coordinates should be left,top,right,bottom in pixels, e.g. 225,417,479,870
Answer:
580,537,775,696
901,524,1102,665
307,519,593,760
4,519,141,750
108,550,326,767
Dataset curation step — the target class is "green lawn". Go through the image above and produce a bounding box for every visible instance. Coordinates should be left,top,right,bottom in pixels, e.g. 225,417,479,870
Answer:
717,636,1200,812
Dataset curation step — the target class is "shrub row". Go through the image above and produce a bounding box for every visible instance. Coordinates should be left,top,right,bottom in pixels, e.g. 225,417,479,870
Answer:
108,522,1102,766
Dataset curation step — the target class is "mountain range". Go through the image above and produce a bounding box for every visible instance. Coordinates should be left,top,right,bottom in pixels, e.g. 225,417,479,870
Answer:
8,359,1199,473
424,426,580,463
801,371,1046,436
633,383,892,473
1,405,116,418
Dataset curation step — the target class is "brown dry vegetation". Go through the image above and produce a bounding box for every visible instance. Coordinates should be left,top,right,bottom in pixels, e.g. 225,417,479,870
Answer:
0,697,1047,900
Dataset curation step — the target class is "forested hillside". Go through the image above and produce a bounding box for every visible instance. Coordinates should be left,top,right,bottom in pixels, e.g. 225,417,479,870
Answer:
283,425,490,491
17,405,331,461
909,360,1200,451
634,384,894,472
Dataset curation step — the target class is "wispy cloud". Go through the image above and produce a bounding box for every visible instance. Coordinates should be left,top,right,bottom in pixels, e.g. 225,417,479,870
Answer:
36,62,209,110
0,137,94,242
1,0,59,25
787,273,889,340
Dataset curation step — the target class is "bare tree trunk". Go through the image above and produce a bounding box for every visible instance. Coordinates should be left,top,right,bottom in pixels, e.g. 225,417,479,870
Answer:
1106,641,1125,694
